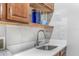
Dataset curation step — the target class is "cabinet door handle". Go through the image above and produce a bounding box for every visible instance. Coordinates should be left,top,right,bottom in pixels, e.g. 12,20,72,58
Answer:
9,5,12,16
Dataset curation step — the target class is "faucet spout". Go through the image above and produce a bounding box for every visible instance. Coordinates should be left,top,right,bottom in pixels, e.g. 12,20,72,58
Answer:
35,30,46,47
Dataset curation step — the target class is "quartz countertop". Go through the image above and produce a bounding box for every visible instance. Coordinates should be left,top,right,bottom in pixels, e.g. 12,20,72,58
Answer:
14,39,67,56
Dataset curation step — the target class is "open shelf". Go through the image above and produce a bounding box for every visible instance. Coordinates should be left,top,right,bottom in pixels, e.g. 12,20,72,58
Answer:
0,21,53,29
29,3,54,29
29,23,49,29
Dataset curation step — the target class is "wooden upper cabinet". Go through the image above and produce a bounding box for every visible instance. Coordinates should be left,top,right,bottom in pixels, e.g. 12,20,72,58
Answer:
7,3,30,23
44,3,54,10
30,3,54,12
0,3,6,20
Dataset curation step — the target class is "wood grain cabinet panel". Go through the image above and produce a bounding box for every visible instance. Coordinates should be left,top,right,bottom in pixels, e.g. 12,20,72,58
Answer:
0,3,6,20
30,3,54,12
44,3,54,10
7,3,30,23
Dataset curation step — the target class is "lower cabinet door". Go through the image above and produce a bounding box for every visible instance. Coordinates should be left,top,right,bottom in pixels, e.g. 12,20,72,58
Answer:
54,47,67,56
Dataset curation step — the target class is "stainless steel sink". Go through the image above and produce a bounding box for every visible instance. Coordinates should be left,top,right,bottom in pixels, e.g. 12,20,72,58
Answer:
37,45,57,50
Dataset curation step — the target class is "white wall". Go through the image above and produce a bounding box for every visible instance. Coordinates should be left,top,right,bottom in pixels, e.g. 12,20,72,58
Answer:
67,4,79,56
49,3,79,56
49,3,68,40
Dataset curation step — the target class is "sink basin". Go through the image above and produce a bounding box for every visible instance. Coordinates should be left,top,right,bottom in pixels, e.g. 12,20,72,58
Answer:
37,45,57,50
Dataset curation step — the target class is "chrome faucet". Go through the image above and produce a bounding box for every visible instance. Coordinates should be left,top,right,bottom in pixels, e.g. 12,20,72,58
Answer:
35,30,46,47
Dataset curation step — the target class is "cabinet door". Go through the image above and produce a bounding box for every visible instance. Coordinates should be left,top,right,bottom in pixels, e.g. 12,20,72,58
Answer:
0,3,6,20
44,3,54,9
30,3,54,12
7,3,30,23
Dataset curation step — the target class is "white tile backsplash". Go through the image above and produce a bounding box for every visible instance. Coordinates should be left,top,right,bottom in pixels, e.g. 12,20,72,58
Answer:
20,26,37,43
6,25,22,46
0,23,52,54
5,25,42,54
0,25,5,37
7,40,35,54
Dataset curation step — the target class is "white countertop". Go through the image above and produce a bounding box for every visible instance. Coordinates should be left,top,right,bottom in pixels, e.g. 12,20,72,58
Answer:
14,39,67,56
